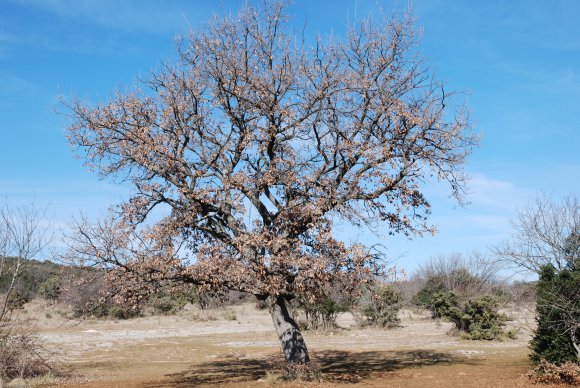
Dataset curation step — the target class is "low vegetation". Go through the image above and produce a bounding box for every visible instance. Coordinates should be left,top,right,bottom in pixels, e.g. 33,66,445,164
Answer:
353,284,403,329
0,320,51,382
0,201,53,385
527,360,580,385
408,254,516,341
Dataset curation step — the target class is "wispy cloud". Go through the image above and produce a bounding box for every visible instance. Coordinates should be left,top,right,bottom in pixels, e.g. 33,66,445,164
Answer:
9,0,200,34
467,173,529,212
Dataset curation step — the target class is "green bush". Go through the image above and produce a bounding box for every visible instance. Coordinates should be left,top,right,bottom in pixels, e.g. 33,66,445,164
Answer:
412,261,490,307
0,258,61,301
426,291,509,340
108,306,131,320
295,295,349,330
354,285,403,328
412,277,446,307
530,264,580,365
150,295,181,315
506,328,519,340
148,288,196,315
222,309,237,321
459,295,508,340
38,277,61,301
428,290,461,322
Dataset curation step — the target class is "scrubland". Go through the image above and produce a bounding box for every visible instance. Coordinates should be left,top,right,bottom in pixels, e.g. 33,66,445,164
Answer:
5,300,551,388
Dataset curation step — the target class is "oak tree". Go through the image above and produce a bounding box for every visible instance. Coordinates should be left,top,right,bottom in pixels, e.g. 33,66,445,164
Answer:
64,2,476,365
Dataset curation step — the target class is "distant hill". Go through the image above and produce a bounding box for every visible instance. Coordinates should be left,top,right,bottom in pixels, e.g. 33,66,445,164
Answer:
0,257,65,300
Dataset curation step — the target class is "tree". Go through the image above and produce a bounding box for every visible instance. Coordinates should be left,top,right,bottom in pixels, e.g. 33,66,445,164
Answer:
412,252,500,307
63,2,476,365
0,200,52,382
0,200,51,321
531,263,579,363
495,194,579,363
495,194,579,273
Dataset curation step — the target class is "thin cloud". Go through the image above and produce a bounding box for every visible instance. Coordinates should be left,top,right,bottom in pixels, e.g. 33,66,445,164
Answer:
9,0,199,34
468,174,528,212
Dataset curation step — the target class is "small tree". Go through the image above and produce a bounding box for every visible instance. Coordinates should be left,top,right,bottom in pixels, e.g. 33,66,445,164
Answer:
0,201,51,320
63,1,475,365
412,252,498,307
496,194,579,364
0,200,52,382
531,263,579,364
495,194,578,273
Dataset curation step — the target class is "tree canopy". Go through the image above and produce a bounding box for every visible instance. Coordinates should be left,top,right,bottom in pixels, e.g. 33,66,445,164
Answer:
64,1,476,364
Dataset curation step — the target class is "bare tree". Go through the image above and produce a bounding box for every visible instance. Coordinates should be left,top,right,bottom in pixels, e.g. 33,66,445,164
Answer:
63,2,476,365
496,194,579,362
495,193,579,273
0,200,51,321
0,200,52,382
414,251,500,298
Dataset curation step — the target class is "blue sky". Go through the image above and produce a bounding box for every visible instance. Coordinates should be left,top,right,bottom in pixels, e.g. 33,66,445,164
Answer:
1,0,578,274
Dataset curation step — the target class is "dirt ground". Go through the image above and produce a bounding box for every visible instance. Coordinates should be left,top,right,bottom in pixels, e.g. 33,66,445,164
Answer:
13,301,560,387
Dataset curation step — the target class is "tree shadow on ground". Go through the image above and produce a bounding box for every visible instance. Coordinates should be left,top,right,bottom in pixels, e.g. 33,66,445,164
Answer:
154,349,476,386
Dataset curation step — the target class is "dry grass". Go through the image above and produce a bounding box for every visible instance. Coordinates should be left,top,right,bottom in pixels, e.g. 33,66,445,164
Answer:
3,301,552,387
0,318,53,384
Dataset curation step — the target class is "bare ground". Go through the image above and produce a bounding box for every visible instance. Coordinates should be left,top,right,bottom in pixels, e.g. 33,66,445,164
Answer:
13,301,559,387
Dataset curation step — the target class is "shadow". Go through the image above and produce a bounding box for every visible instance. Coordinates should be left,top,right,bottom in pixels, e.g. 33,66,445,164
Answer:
315,350,472,383
150,355,271,387
153,349,476,387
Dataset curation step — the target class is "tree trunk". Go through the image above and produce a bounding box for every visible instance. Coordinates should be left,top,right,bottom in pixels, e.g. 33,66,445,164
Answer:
270,296,310,364
572,332,580,360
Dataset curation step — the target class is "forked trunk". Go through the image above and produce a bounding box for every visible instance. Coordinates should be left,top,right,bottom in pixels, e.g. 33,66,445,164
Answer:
270,296,310,364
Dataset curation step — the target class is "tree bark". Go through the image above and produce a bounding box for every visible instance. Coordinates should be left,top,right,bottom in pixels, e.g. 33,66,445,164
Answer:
572,332,580,360
270,296,310,364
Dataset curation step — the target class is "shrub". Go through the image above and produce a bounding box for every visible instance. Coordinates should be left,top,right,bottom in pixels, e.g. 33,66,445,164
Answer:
150,296,177,314
38,276,61,301
291,280,356,331
148,291,192,315
57,269,103,317
506,328,519,340
412,277,446,307
412,253,499,306
108,305,135,320
255,299,268,310
0,259,62,302
222,309,237,321
530,264,580,365
58,269,134,319
427,291,509,340
527,360,580,385
354,285,403,328
459,295,509,340
293,295,349,330
0,321,51,383
428,290,462,322
3,291,29,311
